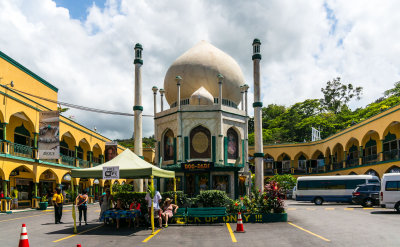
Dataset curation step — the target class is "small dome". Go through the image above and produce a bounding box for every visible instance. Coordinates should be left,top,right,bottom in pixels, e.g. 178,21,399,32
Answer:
164,41,245,106
189,87,214,105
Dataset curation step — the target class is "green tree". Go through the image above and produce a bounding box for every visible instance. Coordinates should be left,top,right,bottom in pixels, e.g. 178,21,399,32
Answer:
267,174,297,194
320,77,363,114
384,81,400,97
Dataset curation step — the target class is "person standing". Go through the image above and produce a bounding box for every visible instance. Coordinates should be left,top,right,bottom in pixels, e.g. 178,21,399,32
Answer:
75,190,88,226
52,188,64,224
11,187,19,209
145,190,162,228
99,188,113,222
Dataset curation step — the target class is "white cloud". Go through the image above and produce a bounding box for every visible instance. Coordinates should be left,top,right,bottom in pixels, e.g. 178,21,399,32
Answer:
1,0,400,140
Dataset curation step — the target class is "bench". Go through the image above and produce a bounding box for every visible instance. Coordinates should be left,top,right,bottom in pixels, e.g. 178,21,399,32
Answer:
186,207,227,218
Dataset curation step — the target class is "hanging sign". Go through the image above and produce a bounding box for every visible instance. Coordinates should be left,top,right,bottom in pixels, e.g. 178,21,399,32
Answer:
181,161,214,171
103,166,119,180
38,111,60,159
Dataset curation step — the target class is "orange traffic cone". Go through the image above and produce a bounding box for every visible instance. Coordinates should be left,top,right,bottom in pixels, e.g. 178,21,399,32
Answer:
235,212,245,233
77,244,82,247
18,224,29,247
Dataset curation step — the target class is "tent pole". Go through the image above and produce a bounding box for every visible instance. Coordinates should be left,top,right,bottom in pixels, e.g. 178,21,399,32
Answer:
71,179,77,234
173,177,177,204
150,176,155,234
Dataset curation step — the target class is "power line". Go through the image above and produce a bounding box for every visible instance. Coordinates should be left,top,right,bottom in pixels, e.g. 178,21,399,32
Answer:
3,85,153,117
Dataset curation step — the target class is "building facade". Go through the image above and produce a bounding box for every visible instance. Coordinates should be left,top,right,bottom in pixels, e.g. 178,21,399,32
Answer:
248,103,400,179
153,41,250,198
0,50,129,209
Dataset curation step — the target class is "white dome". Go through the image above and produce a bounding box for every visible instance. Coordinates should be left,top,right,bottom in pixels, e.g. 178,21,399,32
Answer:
164,41,245,106
189,87,214,105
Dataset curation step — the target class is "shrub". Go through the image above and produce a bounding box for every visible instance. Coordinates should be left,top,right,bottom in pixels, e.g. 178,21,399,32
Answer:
195,190,231,208
112,183,134,193
161,191,188,207
113,192,147,213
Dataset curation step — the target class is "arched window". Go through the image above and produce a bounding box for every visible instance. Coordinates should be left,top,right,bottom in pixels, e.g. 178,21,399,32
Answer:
227,128,239,159
14,123,31,146
383,132,398,161
364,138,377,163
163,129,174,161
190,126,211,159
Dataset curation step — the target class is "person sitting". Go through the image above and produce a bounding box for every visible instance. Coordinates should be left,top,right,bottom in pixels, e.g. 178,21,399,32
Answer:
161,198,178,228
129,199,141,228
114,199,126,229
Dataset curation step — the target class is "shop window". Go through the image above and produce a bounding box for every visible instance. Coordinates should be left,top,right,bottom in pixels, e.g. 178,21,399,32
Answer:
227,128,239,159
198,173,209,192
190,126,211,159
163,129,174,161
212,175,230,193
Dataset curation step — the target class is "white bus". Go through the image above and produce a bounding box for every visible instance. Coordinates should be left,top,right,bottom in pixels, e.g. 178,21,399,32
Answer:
296,175,380,205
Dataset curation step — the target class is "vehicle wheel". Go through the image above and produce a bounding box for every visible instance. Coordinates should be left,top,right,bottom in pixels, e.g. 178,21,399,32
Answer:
395,202,400,213
363,198,373,207
314,197,323,205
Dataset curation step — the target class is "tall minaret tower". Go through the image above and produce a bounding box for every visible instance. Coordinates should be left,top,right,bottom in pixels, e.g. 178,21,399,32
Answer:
252,39,264,193
134,43,144,192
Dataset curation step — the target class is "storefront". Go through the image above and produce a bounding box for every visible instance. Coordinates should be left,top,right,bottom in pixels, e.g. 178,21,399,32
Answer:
14,178,34,207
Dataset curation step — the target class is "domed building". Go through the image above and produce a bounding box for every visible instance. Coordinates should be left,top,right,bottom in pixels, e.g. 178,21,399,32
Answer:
152,41,251,198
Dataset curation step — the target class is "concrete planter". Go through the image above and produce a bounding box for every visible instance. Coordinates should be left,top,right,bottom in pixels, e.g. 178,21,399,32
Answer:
38,202,48,210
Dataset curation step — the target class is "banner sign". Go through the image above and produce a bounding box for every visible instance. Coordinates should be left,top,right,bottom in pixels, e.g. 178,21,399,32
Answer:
103,166,119,180
105,142,118,162
181,161,214,171
38,111,60,159
172,213,287,224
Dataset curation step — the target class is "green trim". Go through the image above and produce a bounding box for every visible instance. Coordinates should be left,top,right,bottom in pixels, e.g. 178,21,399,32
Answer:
212,136,216,163
133,106,143,111
173,137,177,164
0,50,58,92
252,39,261,45
224,137,228,165
135,43,143,49
0,91,41,111
134,59,143,65
218,134,223,137
252,54,262,60
253,153,264,157
184,136,189,161
252,102,263,108
242,139,245,166
139,156,144,159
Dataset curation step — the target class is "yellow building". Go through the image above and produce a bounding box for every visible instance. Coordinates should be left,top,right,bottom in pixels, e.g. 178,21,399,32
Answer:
0,50,130,210
249,102,400,180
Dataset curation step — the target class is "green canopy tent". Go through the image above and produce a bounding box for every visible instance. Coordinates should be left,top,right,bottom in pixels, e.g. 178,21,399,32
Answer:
70,149,176,234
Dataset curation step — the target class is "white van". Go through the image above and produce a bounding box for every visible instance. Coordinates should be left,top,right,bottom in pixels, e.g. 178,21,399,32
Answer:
380,173,400,212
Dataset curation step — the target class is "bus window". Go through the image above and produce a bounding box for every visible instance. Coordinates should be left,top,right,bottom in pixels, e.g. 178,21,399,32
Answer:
367,179,380,184
385,181,400,191
345,179,365,189
298,181,308,190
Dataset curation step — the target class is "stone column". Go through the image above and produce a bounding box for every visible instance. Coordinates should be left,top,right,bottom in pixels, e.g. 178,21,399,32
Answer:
217,74,224,163
159,88,165,111
243,84,250,195
152,86,158,166
133,43,144,192
252,38,264,193
240,86,244,111
176,76,183,163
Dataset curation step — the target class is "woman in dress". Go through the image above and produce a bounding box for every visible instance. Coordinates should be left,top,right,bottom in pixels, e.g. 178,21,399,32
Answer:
99,188,113,222
161,198,178,228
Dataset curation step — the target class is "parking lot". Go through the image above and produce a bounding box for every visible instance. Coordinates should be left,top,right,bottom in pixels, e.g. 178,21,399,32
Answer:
0,202,399,247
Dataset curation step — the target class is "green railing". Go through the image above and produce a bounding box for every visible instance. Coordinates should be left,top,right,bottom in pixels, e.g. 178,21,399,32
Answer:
77,158,90,168
9,142,33,158
332,161,343,170
383,150,399,161
61,154,75,166
363,154,378,164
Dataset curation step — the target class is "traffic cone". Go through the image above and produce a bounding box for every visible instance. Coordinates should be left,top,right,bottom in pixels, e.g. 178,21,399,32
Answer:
235,212,245,233
18,224,29,247
77,244,82,247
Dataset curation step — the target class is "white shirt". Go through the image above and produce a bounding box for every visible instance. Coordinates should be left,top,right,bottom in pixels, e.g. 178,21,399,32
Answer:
145,191,162,210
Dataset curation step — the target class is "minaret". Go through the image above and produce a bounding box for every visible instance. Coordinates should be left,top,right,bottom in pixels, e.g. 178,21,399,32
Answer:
159,88,165,111
252,39,264,193
152,86,158,166
176,76,183,163
134,43,144,192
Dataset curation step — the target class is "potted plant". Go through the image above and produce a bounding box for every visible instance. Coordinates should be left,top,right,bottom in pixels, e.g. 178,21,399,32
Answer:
38,195,48,210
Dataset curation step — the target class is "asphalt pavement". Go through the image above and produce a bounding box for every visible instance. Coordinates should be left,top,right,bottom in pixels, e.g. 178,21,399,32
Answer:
0,201,399,247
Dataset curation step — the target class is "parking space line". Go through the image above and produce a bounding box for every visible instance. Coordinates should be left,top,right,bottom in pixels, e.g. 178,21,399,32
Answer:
142,229,162,243
363,208,374,210
53,225,103,243
287,208,297,210
226,223,237,243
325,208,335,210
0,213,52,223
288,222,330,242
344,208,354,210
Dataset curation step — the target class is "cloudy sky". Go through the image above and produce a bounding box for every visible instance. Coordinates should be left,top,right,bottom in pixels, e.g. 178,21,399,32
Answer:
1,0,399,140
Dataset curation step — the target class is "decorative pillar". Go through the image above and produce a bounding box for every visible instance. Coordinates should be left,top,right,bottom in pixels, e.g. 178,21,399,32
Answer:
89,186,94,203
359,146,363,165
0,180,11,212
2,123,9,154
74,146,79,167
159,88,165,111
33,132,39,160
240,85,244,111
243,84,250,196
218,74,223,107
32,182,40,208
152,86,159,166
343,151,347,168
217,74,224,163
252,38,264,193
133,43,144,192
379,140,384,161
176,76,183,163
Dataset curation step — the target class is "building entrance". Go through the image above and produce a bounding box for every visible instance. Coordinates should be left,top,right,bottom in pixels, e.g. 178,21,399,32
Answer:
184,172,210,197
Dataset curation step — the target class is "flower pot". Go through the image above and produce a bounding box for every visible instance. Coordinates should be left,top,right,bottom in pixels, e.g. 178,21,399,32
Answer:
39,202,48,210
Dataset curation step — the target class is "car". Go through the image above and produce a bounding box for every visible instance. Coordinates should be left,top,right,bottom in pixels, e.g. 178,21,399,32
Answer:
380,173,400,212
352,184,380,207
